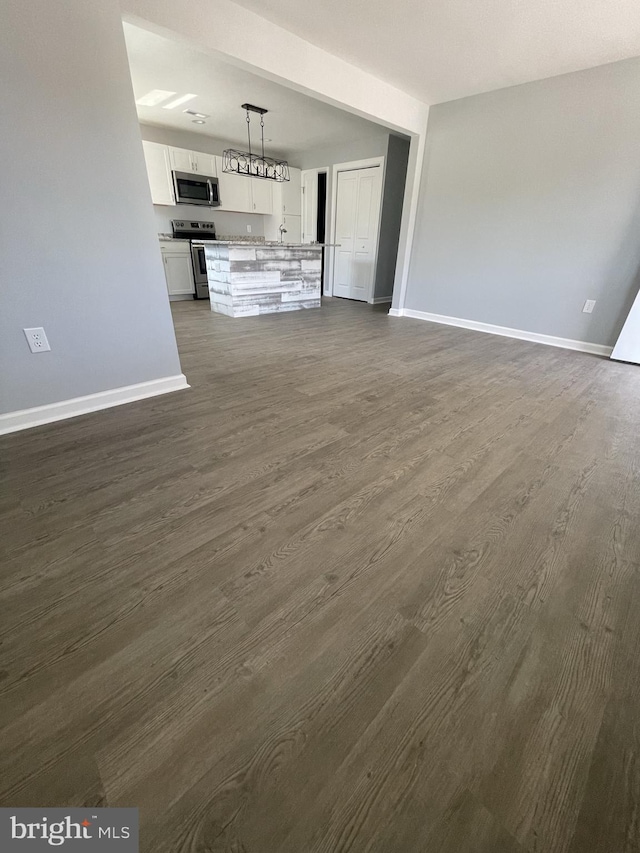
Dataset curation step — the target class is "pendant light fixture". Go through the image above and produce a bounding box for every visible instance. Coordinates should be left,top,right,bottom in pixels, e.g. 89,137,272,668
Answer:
222,103,290,182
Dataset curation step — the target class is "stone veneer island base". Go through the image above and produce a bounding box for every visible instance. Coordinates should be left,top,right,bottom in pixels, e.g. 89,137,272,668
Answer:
205,243,324,317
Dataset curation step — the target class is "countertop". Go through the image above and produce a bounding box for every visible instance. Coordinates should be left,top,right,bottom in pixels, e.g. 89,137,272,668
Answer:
202,241,338,247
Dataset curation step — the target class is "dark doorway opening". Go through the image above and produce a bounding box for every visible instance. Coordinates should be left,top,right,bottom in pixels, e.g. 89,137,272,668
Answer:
317,171,327,288
317,172,327,242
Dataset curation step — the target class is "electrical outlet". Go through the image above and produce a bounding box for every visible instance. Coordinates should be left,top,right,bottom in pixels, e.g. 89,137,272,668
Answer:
24,327,51,353
583,299,596,314
246,225,252,233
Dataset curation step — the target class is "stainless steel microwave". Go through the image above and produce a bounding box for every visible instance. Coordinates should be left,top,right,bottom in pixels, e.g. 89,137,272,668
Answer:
172,170,220,207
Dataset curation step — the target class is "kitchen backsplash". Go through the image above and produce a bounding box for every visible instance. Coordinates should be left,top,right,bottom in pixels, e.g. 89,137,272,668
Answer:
152,204,266,239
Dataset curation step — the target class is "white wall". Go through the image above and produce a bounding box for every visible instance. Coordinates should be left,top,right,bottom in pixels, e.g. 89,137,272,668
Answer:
404,57,640,346
0,0,184,419
139,124,266,237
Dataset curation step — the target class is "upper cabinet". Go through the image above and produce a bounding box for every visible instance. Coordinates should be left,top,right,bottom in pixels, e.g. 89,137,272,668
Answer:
216,156,252,213
142,140,175,206
214,157,273,215
191,151,217,176
250,178,273,215
169,147,217,176
268,167,301,218
282,168,302,216
141,141,277,214
168,147,193,173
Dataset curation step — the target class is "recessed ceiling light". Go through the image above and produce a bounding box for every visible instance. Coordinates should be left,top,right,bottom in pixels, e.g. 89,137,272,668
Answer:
184,110,210,119
162,93,197,110
135,89,176,107
192,120,206,124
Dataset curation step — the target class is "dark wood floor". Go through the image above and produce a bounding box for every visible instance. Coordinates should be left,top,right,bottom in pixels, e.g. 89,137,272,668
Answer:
2,297,640,852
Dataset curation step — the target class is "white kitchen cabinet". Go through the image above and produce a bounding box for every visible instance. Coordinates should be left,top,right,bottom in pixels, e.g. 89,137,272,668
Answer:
160,242,194,299
263,177,302,241
215,156,252,213
142,141,175,206
268,170,301,217
168,147,194,173
283,214,301,243
282,168,302,216
250,178,273,214
169,147,217,176
191,151,217,176
213,156,274,214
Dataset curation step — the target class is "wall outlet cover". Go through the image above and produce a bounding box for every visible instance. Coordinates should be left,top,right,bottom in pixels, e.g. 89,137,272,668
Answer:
246,225,252,233
583,299,596,314
24,327,51,353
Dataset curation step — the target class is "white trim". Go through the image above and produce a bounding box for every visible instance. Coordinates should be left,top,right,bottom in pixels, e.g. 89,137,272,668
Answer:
0,374,190,435
389,308,612,356
327,156,385,300
370,296,393,304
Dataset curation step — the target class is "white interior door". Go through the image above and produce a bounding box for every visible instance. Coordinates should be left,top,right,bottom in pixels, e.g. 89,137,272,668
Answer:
333,166,382,301
301,170,318,243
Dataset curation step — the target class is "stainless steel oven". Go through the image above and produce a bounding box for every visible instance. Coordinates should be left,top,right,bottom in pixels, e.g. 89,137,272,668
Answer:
190,244,210,299
171,220,216,300
172,170,220,207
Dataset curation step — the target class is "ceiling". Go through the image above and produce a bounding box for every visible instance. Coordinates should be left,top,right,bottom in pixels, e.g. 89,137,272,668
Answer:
123,22,387,157
230,0,640,104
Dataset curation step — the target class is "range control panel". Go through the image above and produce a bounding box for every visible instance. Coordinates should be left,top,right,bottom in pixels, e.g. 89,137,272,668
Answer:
171,220,216,233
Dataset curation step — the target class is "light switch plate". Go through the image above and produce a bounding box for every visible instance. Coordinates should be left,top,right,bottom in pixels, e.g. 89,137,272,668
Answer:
583,299,596,314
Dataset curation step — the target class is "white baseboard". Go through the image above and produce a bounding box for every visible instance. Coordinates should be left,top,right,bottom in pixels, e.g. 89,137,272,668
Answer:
370,296,393,304
390,308,612,357
0,374,190,436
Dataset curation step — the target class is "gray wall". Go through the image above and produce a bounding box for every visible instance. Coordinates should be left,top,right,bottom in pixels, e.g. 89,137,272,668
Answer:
374,135,410,300
0,0,183,415
297,134,389,171
405,57,640,346
139,125,266,238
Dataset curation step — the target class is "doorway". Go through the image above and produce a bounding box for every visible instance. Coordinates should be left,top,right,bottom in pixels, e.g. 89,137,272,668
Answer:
301,169,328,244
317,173,327,243
301,168,329,290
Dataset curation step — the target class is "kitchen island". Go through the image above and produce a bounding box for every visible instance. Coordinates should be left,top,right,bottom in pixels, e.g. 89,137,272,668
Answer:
204,242,327,317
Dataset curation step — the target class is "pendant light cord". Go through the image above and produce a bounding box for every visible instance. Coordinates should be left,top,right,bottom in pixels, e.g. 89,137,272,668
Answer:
246,108,252,173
